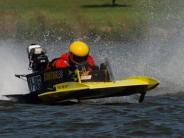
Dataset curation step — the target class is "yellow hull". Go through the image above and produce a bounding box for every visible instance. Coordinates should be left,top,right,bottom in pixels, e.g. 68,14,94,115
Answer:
38,76,159,103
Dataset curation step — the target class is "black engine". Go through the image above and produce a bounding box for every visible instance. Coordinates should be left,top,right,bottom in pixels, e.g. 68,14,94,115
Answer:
28,44,49,72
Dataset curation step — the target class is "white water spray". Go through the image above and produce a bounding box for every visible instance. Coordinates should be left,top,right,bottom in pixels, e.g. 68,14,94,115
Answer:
0,40,29,100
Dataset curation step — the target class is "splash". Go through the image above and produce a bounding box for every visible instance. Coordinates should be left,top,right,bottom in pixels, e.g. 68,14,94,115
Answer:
89,29,184,96
0,40,29,100
80,96,138,104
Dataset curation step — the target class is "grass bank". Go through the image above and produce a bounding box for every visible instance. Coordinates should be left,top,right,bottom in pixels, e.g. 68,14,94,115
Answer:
0,0,183,42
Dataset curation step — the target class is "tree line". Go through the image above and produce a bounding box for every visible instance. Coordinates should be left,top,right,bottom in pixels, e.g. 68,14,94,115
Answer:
112,0,117,6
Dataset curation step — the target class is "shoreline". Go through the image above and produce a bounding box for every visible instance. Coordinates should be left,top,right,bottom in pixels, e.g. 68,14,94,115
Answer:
0,0,183,42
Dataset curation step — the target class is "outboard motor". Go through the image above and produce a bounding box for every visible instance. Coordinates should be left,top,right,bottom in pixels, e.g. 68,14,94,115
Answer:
27,44,49,72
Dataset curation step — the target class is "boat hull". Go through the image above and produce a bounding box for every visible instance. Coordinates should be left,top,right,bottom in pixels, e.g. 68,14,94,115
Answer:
38,76,159,103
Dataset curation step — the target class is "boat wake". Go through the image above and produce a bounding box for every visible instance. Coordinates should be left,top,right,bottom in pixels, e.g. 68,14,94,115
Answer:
80,96,139,104
0,40,29,101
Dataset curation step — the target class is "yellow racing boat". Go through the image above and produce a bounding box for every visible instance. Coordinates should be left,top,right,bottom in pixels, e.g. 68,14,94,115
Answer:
38,76,159,103
5,67,159,104
4,45,159,104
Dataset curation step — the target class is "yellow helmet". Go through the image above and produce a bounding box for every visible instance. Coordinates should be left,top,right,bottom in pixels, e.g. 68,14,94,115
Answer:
69,41,89,57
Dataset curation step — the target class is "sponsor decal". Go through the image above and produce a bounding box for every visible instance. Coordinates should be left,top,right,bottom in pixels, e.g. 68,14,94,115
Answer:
57,84,68,89
81,75,92,80
44,71,63,81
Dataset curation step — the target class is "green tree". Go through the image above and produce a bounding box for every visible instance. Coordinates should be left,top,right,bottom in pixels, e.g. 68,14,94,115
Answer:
112,0,116,6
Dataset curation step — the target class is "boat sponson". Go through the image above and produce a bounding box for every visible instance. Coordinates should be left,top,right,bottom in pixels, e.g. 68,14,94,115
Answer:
38,76,159,103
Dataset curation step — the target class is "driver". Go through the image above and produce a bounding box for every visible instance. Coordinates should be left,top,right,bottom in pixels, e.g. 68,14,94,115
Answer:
50,41,96,75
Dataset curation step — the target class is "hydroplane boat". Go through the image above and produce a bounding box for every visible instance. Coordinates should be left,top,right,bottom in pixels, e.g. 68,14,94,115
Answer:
5,45,159,104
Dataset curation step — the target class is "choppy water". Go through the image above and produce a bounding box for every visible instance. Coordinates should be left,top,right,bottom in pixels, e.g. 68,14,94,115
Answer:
0,92,183,138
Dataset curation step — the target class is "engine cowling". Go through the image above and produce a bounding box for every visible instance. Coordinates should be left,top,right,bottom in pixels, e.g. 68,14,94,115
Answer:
27,44,49,72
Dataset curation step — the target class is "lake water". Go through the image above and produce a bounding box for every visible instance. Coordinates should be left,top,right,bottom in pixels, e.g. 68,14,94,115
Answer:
0,91,183,138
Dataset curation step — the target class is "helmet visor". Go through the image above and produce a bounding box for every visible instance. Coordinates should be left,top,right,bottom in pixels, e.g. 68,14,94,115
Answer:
70,53,87,64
